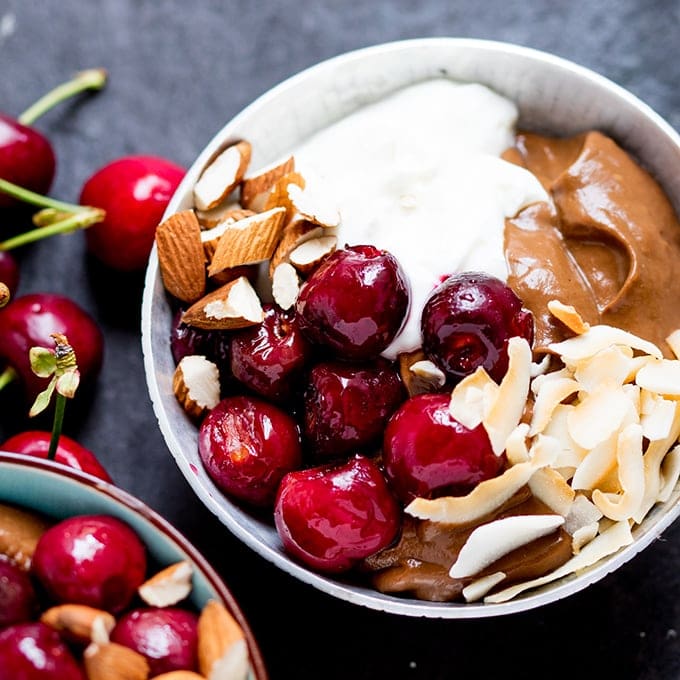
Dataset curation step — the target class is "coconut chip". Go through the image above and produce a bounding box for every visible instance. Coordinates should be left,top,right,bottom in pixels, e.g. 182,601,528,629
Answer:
547,300,590,334
636,359,680,397
462,572,507,603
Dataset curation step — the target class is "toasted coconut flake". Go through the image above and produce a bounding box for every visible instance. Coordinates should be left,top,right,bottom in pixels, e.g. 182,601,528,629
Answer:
547,300,590,334
529,377,580,436
640,390,676,441
571,522,599,554
573,345,634,393
183,277,263,330
287,182,341,228
666,329,680,360
449,367,498,430
549,325,662,364
484,520,633,603
564,494,603,535
194,141,252,211
504,423,530,465
138,561,193,608
449,514,564,578
567,386,633,450
462,572,507,602
659,445,680,503
240,156,295,210
528,467,575,517
571,434,618,491
406,461,538,525
409,360,446,392
542,404,588,469
592,424,644,521
531,353,552,377
288,235,337,275
636,359,680,397
271,262,300,310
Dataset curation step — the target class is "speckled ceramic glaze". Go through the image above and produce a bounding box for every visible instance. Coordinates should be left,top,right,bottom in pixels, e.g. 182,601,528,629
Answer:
141,38,680,618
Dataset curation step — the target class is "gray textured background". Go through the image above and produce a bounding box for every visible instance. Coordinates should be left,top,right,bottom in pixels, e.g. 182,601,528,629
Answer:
2,1,680,678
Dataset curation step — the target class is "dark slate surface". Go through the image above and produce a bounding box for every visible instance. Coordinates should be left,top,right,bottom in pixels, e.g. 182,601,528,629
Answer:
2,1,680,678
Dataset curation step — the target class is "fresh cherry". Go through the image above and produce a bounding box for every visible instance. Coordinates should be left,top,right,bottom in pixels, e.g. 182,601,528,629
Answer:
111,607,198,676
230,304,312,403
0,251,20,298
303,360,405,460
198,395,302,507
31,514,146,614
382,392,504,504
0,558,37,628
81,156,185,271
170,309,230,369
1,431,112,482
275,454,400,573
0,622,85,679
0,293,103,402
295,245,410,360
421,272,533,383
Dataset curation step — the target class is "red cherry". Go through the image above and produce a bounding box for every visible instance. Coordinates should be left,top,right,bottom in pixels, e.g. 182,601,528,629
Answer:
31,514,146,614
421,272,533,383
274,455,400,573
0,251,20,298
382,393,505,503
198,396,302,507
295,245,410,360
0,293,103,402
80,156,185,271
0,559,38,627
111,608,198,675
0,622,85,679
0,114,56,208
1,431,112,482
303,360,405,460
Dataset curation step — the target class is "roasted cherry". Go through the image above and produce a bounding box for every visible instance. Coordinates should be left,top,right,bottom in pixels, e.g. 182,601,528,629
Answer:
421,272,533,383
295,245,410,360
275,454,400,573
111,607,198,676
2,431,112,482
303,360,405,460
31,514,146,613
0,558,37,628
170,309,230,369
382,392,504,503
230,304,312,402
0,622,85,679
198,396,302,507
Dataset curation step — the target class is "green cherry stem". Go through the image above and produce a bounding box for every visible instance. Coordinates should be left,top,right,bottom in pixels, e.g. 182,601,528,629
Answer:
18,68,108,126
47,392,67,461
0,178,85,213
0,366,16,392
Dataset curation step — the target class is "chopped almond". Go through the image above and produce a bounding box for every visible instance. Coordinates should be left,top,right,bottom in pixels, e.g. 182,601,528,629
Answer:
138,560,193,607
271,262,300,311
198,600,249,680
193,141,252,211
240,156,295,210
288,235,337,275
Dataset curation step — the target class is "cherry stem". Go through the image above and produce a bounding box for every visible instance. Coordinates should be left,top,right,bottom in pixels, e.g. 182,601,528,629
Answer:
0,208,104,251
47,393,66,461
18,68,108,126
0,366,16,392
0,177,85,213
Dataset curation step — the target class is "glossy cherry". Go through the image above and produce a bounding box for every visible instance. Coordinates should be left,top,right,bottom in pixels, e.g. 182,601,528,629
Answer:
382,392,504,504
1,431,111,482
198,396,302,507
31,514,146,613
230,304,312,402
81,156,185,271
0,293,103,402
0,251,20,298
0,114,56,208
303,360,405,460
0,559,37,628
275,454,400,573
421,271,533,383
0,622,85,679
111,608,198,676
295,245,410,360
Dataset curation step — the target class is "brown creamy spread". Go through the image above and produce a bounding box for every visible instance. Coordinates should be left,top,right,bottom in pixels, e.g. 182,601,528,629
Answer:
504,130,680,353
362,487,572,602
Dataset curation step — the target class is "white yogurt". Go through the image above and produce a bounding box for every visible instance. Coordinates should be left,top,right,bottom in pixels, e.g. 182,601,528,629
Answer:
293,79,548,359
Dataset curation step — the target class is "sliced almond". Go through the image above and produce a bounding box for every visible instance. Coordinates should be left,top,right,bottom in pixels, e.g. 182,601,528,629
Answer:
173,356,221,421
201,212,256,259
287,182,341,229
268,219,324,276
41,604,115,645
271,262,300,310
210,264,258,289
194,141,252,211
198,600,249,680
407,360,446,396
207,208,286,276
138,560,193,607
156,210,206,304
183,277,264,331
84,641,149,680
288,235,337,275
197,203,253,230
547,300,590,335
0,502,51,570
240,156,295,210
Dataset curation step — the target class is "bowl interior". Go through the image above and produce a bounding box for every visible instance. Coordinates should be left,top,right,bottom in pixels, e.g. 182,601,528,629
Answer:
142,37,680,618
0,452,268,678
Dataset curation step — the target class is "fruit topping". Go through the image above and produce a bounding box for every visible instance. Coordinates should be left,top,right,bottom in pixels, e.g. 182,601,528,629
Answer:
0,558,37,627
421,271,533,383
31,514,147,613
274,455,400,573
198,396,302,507
170,309,231,369
383,392,504,504
295,245,410,360
303,360,405,460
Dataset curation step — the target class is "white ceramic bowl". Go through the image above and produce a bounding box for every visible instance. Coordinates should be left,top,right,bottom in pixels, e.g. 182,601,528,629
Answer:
0,451,268,677
141,37,680,618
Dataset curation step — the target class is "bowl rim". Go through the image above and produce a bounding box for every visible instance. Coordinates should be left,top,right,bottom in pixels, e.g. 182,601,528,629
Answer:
0,450,269,679
141,36,680,619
